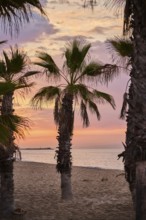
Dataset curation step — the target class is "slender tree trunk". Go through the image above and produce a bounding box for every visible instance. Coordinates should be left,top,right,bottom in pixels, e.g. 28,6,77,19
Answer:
0,92,15,216
123,0,146,212
56,94,74,200
0,159,14,217
1,92,15,156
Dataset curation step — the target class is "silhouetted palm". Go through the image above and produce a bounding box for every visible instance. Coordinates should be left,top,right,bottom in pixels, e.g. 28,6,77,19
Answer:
32,39,117,199
106,1,146,209
0,47,35,216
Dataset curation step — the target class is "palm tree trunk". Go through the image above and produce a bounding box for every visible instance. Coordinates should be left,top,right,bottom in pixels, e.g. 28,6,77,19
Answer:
56,94,74,200
0,91,15,215
124,0,146,211
124,81,137,204
0,159,14,217
1,91,15,155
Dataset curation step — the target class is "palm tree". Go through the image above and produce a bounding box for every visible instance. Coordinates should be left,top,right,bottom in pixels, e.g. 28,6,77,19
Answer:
32,39,117,199
0,0,46,34
0,81,30,217
0,46,36,155
106,1,146,216
0,47,35,216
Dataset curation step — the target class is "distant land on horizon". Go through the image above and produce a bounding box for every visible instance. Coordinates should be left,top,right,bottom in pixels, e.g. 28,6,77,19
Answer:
21,147,54,150
20,146,123,150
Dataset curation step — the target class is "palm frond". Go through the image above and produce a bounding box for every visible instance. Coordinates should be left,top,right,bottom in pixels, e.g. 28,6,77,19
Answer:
88,100,100,120
82,62,119,84
15,82,35,96
64,39,91,75
35,52,60,80
54,97,60,125
98,64,120,84
8,47,27,75
0,40,7,45
80,100,90,127
22,70,40,78
65,83,92,103
0,114,30,141
0,0,46,35
107,37,133,67
81,62,103,80
0,60,6,78
3,50,10,73
32,86,61,108
0,47,29,81
120,92,128,119
93,90,116,109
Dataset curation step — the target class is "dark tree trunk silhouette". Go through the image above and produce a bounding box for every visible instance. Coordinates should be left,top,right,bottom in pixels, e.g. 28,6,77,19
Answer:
0,91,15,216
56,94,74,200
123,0,146,213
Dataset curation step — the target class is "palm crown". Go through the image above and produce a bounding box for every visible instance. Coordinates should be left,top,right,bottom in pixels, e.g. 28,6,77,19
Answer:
0,46,37,89
32,39,117,127
0,48,35,146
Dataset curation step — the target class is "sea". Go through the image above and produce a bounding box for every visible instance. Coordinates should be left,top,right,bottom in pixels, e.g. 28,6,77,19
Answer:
20,148,124,170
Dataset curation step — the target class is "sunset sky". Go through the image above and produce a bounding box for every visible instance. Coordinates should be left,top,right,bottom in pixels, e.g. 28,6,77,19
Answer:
1,1,129,149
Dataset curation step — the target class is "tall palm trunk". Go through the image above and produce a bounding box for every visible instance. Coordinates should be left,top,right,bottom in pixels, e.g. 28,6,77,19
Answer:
0,91,15,216
1,91,15,155
56,94,74,200
0,157,14,217
124,0,146,207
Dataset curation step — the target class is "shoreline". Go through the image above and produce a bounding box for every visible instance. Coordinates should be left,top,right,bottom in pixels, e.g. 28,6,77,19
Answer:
13,161,134,220
19,160,124,171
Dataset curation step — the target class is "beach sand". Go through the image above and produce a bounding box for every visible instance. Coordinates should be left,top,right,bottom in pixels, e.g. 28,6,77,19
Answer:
10,161,135,220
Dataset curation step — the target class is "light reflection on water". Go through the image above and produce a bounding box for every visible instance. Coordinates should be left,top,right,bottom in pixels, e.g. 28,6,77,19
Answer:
21,148,124,170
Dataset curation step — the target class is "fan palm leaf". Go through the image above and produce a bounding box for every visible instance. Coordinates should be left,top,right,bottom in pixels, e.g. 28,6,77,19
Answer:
34,52,60,81
32,86,61,107
80,100,90,127
107,37,133,67
93,90,116,109
0,0,46,34
81,62,119,84
64,40,91,75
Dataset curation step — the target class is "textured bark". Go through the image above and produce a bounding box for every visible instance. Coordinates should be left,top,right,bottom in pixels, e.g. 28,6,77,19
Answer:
0,159,14,217
0,92,15,215
61,172,72,200
136,162,146,220
123,0,146,208
1,92,15,156
56,94,74,200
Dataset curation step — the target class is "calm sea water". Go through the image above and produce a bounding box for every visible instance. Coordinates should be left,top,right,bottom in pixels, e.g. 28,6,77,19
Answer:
20,148,124,170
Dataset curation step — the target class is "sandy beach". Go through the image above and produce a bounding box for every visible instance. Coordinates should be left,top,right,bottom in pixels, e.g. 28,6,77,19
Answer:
9,162,135,220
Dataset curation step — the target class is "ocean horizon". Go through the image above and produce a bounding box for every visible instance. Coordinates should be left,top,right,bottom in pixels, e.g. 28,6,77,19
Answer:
20,147,124,170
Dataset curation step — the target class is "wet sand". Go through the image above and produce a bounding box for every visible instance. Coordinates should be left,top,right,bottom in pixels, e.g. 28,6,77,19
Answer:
12,161,134,220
